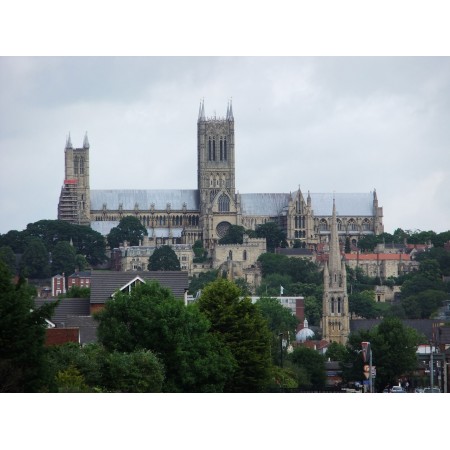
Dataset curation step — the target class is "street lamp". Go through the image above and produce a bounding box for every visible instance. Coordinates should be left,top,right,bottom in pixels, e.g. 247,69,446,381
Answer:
279,333,284,368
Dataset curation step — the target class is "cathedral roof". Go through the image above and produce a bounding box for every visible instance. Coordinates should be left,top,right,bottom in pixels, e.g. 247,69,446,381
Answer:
240,192,374,217
309,193,374,216
240,193,290,216
90,189,199,211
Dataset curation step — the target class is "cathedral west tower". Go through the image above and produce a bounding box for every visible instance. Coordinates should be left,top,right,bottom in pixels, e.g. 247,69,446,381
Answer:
321,198,350,345
197,100,239,248
57,133,91,225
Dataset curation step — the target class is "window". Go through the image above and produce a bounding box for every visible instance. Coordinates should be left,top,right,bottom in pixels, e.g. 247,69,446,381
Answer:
212,137,216,160
224,137,227,160
218,194,230,212
319,219,328,231
208,137,212,160
220,138,223,160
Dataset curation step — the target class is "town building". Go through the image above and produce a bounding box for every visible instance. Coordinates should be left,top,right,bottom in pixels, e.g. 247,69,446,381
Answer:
57,101,384,256
51,274,66,297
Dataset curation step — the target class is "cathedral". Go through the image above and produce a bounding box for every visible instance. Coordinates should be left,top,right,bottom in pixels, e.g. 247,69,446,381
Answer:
58,101,384,252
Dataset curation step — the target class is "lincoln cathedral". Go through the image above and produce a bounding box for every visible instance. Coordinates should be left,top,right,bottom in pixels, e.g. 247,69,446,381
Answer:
58,100,384,252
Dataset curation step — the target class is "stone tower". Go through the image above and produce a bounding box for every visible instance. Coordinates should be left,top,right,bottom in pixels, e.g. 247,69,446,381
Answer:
197,100,239,248
57,132,91,225
321,198,350,345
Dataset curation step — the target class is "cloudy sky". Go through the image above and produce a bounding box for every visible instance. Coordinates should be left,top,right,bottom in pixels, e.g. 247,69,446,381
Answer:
1,56,449,235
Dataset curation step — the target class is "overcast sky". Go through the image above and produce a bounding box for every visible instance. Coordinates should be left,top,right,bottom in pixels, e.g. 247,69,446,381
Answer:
1,56,449,235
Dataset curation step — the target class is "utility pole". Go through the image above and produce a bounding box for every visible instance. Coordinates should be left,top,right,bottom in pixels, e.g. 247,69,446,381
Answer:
430,341,434,392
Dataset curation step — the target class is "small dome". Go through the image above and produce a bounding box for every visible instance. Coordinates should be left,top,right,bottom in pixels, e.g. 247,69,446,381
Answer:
296,318,315,342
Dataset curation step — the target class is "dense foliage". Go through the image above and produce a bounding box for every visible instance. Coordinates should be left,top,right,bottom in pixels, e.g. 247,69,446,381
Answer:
198,278,273,392
343,317,424,391
45,343,165,393
148,245,181,271
0,261,57,392
107,216,148,249
0,220,107,271
95,281,235,392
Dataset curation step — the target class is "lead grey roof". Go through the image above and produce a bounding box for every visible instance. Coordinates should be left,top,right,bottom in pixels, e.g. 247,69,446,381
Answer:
34,297,90,327
240,193,291,216
240,192,374,217
310,193,374,216
90,189,199,211
90,270,189,304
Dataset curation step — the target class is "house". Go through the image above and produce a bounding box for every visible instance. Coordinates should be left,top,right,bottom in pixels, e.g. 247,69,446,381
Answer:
51,274,66,297
89,270,189,314
67,270,91,290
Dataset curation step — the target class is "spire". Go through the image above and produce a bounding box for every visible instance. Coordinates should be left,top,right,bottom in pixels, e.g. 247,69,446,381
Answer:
83,131,90,149
65,133,73,149
198,99,205,122
227,98,234,121
328,196,341,272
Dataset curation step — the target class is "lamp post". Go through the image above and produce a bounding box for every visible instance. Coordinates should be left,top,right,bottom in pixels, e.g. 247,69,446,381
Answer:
279,333,284,368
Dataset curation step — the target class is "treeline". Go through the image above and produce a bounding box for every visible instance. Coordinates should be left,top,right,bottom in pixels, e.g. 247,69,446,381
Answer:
0,259,328,393
0,220,107,278
357,228,450,252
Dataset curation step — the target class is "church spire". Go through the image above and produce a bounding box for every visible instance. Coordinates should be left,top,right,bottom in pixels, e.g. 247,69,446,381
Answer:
65,133,73,149
227,99,234,121
198,99,205,122
83,131,90,149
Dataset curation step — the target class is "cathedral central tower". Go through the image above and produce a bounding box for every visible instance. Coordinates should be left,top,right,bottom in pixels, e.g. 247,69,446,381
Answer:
197,100,239,248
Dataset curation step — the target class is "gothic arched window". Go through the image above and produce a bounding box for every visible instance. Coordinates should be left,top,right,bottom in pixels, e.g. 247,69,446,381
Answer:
212,137,216,161
337,297,341,314
337,219,342,231
362,219,371,231
79,156,84,174
208,137,212,161
218,194,230,212
348,219,357,231
331,297,335,313
319,219,328,231
243,250,247,261
74,155,79,175
224,137,227,160
220,138,223,161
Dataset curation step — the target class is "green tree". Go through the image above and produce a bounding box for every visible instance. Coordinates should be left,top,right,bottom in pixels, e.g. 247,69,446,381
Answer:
256,297,298,335
345,237,351,253
188,270,220,295
198,278,273,392
148,245,181,271
95,281,235,392
401,289,448,319
255,221,287,252
346,317,424,391
192,240,207,262
51,241,77,276
288,346,326,389
349,290,378,319
0,245,16,274
304,295,322,326
24,219,106,266
401,259,445,298
107,216,148,249
46,342,164,393
218,225,246,245
63,286,91,298
0,262,57,392
256,297,298,366
356,235,379,252
0,230,27,253
326,342,349,362
20,237,50,278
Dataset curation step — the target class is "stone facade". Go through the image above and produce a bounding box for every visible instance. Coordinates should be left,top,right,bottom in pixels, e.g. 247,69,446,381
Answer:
321,200,350,345
212,235,266,289
58,102,384,260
